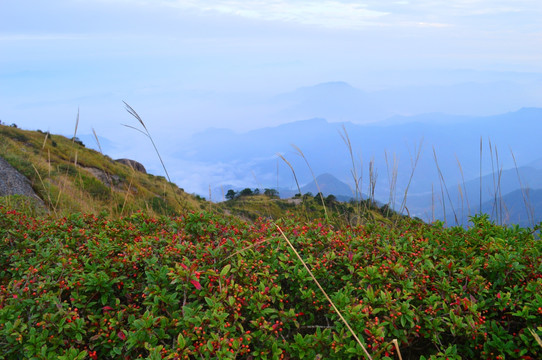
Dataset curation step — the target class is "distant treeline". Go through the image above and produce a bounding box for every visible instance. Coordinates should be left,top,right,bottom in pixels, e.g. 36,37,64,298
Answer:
225,188,279,200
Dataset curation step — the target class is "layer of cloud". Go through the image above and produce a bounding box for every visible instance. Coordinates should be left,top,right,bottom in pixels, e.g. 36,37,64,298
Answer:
3,0,540,38
152,0,541,31
161,0,389,29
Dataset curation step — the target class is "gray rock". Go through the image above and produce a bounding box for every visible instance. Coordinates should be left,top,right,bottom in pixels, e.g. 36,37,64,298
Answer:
0,155,45,205
85,167,122,188
115,158,147,174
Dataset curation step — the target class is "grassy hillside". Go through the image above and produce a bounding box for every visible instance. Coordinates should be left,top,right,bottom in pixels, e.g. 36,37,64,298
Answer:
217,190,405,228
0,124,206,217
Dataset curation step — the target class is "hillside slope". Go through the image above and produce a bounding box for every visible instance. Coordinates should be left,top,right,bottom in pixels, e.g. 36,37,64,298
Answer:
0,124,205,217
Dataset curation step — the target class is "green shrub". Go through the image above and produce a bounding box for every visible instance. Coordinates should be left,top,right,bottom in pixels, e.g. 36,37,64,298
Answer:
76,174,110,201
148,196,176,215
0,126,28,142
0,195,46,217
0,207,540,359
55,163,79,177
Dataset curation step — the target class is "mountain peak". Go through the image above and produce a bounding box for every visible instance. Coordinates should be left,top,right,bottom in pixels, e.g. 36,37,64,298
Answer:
297,81,358,94
301,173,353,198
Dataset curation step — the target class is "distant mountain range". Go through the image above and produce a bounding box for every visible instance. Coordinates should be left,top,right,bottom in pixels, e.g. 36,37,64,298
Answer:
408,164,542,222
443,188,542,228
479,188,542,227
269,80,542,124
179,106,542,225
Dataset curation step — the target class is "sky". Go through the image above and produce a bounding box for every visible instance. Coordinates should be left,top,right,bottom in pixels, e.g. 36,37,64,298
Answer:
1,0,541,194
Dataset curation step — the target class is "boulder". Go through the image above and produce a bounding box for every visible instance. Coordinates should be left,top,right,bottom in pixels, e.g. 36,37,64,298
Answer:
0,155,45,205
84,167,122,189
115,158,147,174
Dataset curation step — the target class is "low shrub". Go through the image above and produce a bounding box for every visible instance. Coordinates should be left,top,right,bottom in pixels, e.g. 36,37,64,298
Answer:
0,208,540,359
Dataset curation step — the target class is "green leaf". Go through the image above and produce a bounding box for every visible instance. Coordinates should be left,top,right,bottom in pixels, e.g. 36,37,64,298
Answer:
177,333,185,348
272,342,278,355
220,264,231,277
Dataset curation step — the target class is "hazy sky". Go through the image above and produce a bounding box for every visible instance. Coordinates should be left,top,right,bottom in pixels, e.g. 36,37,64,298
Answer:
1,0,541,194
2,1,541,127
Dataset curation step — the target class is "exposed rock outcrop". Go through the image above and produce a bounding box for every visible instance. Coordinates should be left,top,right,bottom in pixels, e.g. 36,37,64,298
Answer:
115,159,147,174
0,155,45,206
84,167,122,189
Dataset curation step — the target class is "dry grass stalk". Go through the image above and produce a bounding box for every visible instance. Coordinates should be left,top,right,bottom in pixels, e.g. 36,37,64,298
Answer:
53,173,64,212
339,125,365,222
221,237,273,263
115,157,137,216
120,173,135,217
92,128,114,208
391,339,403,360
31,164,56,217
479,141,507,225
431,183,435,223
208,185,212,213
368,157,377,205
488,139,497,221
455,154,471,218
123,102,184,213
91,128,103,154
277,153,302,198
123,102,172,184
73,108,79,142
433,146,458,225
276,158,280,195
41,132,49,150
50,109,83,214
339,125,361,201
398,139,423,217
479,136,483,213
488,143,505,224
277,152,308,220
528,327,542,348
438,183,446,225
385,150,398,212
72,109,80,166
510,148,535,227
457,183,466,226
496,155,505,225
487,140,505,224
276,225,372,360
292,144,328,221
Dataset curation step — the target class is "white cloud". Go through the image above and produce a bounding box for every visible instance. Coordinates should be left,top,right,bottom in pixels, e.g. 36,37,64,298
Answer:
156,0,389,29
89,0,542,33
414,22,450,28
